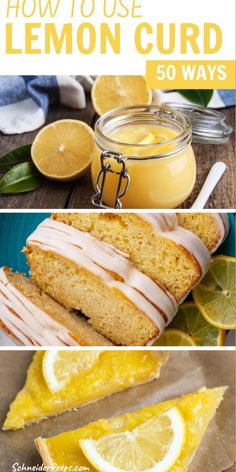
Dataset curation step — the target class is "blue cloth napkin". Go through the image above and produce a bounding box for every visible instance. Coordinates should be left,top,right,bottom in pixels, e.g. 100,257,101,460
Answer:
0,75,93,134
0,75,235,135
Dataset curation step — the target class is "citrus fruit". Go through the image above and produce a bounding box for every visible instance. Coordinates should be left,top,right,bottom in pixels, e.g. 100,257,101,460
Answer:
193,255,236,329
80,407,185,472
91,76,152,116
169,302,225,346
138,133,155,145
42,350,101,393
153,329,197,346
31,119,95,181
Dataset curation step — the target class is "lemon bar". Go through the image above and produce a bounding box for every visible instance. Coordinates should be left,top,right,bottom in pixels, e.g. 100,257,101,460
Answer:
35,386,226,471
3,350,168,430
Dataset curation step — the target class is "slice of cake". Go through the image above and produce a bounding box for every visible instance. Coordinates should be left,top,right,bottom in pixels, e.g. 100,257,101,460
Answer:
52,212,211,301
25,219,178,346
0,267,112,346
177,213,230,253
3,350,168,430
35,386,226,471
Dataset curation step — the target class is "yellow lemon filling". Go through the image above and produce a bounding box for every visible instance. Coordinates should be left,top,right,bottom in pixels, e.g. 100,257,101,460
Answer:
109,124,178,157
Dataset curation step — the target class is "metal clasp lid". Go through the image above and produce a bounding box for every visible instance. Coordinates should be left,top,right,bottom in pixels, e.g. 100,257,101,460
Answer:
163,102,233,144
91,151,130,209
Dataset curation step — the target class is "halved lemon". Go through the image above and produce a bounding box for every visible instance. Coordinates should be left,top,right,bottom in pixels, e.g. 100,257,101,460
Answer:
153,329,197,346
92,76,152,116
31,119,95,181
42,350,101,393
169,302,225,346
193,255,236,330
80,407,185,472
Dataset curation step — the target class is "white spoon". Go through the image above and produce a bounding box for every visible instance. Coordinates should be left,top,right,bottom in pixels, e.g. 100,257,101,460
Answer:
191,162,226,209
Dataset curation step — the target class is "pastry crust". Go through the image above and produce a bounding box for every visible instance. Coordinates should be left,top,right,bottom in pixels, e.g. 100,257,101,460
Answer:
35,437,54,468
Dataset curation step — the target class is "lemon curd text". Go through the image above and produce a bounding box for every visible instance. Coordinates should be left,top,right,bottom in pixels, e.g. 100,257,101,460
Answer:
6,21,222,55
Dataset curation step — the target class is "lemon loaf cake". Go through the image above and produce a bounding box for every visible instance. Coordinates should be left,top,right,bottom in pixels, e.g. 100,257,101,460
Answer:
177,213,229,253
0,267,112,346
52,212,211,301
35,386,226,471
3,350,168,430
25,219,178,346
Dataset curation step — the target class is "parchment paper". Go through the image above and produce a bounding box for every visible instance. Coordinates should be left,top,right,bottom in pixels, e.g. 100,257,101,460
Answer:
0,350,235,471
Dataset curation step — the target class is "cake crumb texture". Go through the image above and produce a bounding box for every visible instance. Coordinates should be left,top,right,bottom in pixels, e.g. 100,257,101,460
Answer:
177,213,221,252
53,213,201,301
4,268,112,346
25,247,158,346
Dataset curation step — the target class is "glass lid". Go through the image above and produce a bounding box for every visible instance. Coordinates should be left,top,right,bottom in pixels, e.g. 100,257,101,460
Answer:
163,102,233,144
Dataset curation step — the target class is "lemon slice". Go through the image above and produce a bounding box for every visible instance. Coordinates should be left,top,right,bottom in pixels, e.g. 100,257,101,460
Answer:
168,302,226,346
123,133,155,155
80,407,185,472
153,329,197,346
31,119,95,181
42,350,101,393
138,133,155,145
193,256,236,329
92,76,152,116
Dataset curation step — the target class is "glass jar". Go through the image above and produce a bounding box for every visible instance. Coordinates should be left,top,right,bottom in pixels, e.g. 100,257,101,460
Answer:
91,105,195,209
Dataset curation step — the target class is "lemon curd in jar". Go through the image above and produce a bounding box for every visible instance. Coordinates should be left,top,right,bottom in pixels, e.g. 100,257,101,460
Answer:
91,105,196,209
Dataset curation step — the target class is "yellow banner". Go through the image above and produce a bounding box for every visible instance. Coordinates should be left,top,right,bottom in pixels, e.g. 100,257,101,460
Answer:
146,60,235,89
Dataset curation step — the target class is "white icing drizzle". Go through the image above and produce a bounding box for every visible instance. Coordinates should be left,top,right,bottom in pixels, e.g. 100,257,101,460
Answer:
211,214,230,253
0,268,79,346
138,214,211,275
140,214,177,232
27,219,178,333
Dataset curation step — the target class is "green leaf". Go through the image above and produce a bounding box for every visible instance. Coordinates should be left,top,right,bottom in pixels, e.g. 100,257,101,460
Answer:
0,144,32,172
0,162,44,193
177,90,214,107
